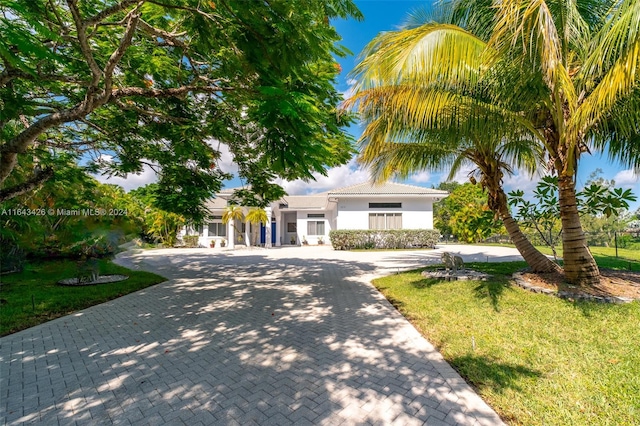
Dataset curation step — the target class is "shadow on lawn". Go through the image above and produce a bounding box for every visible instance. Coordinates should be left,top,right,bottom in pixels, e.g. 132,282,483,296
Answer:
473,279,512,312
451,354,542,393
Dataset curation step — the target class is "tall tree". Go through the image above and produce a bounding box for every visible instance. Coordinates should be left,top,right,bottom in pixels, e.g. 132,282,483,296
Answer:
0,0,361,220
347,0,640,285
358,133,560,272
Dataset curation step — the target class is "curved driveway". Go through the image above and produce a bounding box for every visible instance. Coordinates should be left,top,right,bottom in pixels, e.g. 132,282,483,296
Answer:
1,245,517,425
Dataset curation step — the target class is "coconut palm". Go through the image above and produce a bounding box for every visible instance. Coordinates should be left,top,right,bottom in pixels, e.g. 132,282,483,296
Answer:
245,208,269,246
348,0,640,285
360,131,560,272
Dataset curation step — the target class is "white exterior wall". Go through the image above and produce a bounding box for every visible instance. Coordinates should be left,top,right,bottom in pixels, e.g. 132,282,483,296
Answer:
296,210,335,245
336,197,435,230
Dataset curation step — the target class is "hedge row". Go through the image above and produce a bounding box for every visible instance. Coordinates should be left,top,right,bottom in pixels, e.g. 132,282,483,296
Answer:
329,230,440,250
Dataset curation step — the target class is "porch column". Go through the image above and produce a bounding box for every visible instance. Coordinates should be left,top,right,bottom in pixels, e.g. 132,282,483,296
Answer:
227,220,235,249
244,219,250,247
265,207,272,248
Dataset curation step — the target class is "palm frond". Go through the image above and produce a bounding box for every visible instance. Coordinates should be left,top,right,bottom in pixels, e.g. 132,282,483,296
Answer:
571,37,640,139
352,23,486,92
489,0,577,109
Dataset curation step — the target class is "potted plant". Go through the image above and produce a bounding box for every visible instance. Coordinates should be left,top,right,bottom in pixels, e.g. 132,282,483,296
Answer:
210,240,216,248
290,236,296,245
220,239,226,247
317,236,324,245
302,236,309,245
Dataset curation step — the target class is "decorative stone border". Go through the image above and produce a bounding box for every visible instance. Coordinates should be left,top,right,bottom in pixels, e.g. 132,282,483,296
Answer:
58,274,129,286
421,269,491,281
512,271,634,304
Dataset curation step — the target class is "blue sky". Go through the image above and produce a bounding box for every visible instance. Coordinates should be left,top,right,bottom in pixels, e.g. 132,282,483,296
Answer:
101,0,639,210
325,0,639,210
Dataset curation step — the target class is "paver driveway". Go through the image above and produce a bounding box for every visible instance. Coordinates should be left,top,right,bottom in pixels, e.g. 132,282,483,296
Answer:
1,245,515,425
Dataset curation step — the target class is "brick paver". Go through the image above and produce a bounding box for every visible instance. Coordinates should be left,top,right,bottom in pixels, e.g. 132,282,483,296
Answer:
1,245,515,425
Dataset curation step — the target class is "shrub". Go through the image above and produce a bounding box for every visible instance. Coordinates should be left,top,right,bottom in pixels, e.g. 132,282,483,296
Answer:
0,240,26,274
329,230,440,250
182,235,199,248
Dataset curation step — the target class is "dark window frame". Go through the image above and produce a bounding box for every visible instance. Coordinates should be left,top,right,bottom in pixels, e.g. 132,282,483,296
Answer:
369,202,402,208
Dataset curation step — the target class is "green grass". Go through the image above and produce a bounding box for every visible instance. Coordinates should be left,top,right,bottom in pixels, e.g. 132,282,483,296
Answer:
0,258,165,336
477,242,640,268
373,261,640,426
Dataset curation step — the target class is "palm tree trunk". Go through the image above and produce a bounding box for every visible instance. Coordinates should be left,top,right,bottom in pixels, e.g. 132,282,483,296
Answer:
558,174,600,285
494,190,561,273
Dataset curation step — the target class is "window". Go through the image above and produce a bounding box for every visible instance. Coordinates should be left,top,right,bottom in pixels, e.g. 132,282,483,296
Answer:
369,213,402,230
307,213,325,218
287,222,297,232
307,221,325,235
369,202,402,208
208,222,226,237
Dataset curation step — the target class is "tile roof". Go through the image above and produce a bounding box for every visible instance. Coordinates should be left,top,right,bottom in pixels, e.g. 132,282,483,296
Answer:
279,194,327,209
328,181,448,196
204,197,228,209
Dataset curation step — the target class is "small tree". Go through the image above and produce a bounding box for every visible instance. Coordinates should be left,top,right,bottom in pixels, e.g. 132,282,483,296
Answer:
222,205,244,248
245,208,268,246
509,177,636,261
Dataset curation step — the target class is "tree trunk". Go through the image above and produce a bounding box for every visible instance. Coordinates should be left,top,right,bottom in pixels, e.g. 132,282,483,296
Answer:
495,191,561,273
558,174,600,285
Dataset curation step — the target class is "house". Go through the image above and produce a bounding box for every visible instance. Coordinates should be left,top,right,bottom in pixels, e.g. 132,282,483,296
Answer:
182,181,448,248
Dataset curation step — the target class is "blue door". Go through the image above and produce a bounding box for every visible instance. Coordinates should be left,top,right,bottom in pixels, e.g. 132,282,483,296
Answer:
260,224,266,245
271,222,276,244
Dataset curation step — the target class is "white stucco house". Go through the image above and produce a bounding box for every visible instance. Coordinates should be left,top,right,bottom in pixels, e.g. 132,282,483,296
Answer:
181,181,448,248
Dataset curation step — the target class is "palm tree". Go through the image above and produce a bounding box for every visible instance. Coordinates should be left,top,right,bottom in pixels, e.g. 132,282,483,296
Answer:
245,208,269,246
222,205,244,248
348,0,640,285
359,128,560,272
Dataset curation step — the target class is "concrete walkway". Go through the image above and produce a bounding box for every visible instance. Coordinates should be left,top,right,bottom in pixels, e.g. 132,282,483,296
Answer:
1,245,517,425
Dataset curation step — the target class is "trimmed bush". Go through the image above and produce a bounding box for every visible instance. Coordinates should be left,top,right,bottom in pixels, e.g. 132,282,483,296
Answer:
329,229,440,250
182,235,199,248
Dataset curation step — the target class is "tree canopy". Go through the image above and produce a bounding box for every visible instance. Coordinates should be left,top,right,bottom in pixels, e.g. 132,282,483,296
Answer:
347,0,640,285
0,0,362,221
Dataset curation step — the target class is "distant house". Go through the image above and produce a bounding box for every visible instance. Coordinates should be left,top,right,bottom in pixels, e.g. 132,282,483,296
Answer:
181,181,448,248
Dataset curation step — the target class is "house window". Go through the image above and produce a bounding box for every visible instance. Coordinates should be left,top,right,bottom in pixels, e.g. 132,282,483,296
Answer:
287,222,297,232
369,202,402,208
369,213,402,230
307,213,325,218
208,222,226,237
307,221,325,235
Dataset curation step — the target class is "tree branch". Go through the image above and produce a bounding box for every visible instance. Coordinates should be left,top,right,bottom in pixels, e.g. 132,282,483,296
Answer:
67,0,102,86
137,19,188,48
111,84,228,98
0,167,54,202
103,7,141,91
85,0,142,26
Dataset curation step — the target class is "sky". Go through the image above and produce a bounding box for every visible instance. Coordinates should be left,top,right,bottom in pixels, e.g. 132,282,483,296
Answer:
98,0,640,211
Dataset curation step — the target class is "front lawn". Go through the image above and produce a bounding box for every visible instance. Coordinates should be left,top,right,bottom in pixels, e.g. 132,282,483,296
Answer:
0,258,165,336
373,261,640,425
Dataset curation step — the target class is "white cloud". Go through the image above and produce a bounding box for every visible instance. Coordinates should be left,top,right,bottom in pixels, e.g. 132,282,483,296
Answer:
277,159,370,195
502,171,540,195
215,141,239,175
94,164,158,191
613,169,639,188
448,164,476,184
410,171,431,183
340,78,358,102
